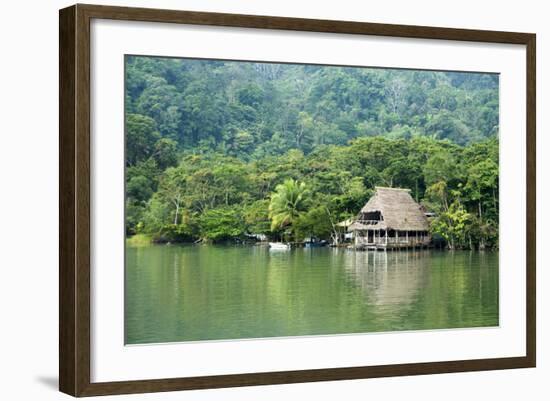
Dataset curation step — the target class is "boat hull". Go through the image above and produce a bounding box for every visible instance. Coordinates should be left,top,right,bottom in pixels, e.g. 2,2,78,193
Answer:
269,242,290,250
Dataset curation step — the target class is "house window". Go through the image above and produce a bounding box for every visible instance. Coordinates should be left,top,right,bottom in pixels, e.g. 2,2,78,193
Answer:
363,211,382,221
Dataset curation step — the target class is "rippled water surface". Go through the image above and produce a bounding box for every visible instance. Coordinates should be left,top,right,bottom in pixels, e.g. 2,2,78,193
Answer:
125,245,498,344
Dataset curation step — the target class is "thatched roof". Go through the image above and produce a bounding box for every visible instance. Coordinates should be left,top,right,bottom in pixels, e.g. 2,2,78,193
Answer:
352,187,429,231
347,221,369,231
336,218,355,227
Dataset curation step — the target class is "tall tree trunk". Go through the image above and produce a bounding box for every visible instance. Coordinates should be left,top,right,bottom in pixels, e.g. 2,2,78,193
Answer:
296,125,304,147
479,238,486,250
478,201,482,219
324,207,339,246
478,201,485,249
173,200,180,225
448,236,455,250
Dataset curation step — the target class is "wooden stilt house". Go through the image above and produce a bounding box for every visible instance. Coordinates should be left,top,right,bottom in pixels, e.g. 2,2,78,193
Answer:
348,187,431,250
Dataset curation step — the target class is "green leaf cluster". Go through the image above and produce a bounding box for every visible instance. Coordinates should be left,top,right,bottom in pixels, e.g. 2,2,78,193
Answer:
124,57,499,249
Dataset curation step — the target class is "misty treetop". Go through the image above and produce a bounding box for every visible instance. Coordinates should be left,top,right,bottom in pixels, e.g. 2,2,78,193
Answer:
125,56,498,159
125,56,499,249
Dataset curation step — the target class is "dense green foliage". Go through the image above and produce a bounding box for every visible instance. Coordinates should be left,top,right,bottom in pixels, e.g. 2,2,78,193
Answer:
125,56,499,249
269,179,309,242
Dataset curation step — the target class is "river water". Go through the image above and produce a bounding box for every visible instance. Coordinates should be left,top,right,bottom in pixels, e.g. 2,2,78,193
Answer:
125,245,498,344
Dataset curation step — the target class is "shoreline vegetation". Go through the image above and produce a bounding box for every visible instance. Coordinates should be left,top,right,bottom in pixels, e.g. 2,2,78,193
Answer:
125,57,499,250
126,236,500,254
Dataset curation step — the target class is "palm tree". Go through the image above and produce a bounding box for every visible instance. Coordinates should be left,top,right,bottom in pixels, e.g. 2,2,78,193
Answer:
269,179,309,242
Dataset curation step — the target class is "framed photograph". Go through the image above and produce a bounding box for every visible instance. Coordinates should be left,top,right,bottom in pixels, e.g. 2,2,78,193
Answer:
59,4,536,397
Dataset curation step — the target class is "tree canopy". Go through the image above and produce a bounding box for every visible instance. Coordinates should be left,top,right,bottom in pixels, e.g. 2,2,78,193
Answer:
125,56,499,249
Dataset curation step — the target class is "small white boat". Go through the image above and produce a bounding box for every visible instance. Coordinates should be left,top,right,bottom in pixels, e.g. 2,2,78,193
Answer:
269,242,290,250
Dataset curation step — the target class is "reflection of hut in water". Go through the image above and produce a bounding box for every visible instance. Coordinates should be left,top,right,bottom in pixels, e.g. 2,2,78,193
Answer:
344,250,429,313
348,187,431,250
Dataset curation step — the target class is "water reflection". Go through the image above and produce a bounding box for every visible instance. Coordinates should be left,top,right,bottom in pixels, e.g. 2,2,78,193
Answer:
125,245,498,344
340,250,437,332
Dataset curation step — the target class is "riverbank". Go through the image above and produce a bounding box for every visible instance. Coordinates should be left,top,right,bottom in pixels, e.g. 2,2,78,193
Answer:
126,234,153,247
126,234,498,251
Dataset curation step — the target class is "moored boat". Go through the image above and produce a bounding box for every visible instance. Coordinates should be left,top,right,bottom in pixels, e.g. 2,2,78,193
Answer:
269,242,291,250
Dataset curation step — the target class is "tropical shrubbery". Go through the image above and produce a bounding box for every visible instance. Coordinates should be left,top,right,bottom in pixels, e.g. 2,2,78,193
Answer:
125,56,499,249
127,136,498,249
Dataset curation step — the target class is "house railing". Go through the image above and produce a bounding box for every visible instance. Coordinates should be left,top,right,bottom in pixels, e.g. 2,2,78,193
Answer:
355,234,430,246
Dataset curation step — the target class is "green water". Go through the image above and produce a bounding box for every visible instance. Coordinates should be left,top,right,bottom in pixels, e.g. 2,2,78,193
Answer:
125,245,498,344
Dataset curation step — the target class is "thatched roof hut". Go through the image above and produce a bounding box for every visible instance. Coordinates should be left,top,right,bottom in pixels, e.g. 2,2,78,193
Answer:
349,187,429,232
